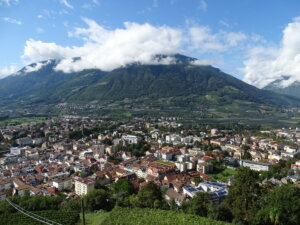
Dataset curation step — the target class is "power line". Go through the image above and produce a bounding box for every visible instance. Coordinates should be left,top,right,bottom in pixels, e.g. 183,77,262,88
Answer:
6,198,62,225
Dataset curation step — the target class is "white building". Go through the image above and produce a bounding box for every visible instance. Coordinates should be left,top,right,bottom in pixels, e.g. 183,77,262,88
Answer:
74,177,94,196
240,160,271,171
122,135,140,144
52,177,72,191
10,147,25,156
183,181,227,203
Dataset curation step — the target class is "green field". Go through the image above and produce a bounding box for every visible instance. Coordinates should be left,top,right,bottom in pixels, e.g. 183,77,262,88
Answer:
81,207,231,225
155,160,176,167
78,211,109,225
208,168,237,183
0,117,47,126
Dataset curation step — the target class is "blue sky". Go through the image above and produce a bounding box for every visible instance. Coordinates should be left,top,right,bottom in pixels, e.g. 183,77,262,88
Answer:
1,0,300,88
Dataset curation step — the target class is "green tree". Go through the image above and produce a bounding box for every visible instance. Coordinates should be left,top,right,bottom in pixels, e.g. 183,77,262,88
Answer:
0,200,15,213
242,151,252,160
101,138,113,145
252,184,300,225
184,192,212,217
136,182,162,208
112,179,135,197
84,189,111,212
192,177,202,186
221,167,262,223
63,198,81,212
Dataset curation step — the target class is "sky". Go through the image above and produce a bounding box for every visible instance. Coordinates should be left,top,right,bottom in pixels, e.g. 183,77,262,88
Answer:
1,0,300,88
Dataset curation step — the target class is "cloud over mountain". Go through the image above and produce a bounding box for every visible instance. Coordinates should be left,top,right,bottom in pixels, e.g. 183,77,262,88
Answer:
20,18,247,74
243,17,300,88
0,65,19,78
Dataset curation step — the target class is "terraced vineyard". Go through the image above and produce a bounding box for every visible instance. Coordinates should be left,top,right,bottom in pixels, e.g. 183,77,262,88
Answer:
0,210,79,225
98,207,231,225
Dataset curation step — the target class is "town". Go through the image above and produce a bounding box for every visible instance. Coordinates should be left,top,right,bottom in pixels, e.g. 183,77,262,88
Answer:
0,116,299,207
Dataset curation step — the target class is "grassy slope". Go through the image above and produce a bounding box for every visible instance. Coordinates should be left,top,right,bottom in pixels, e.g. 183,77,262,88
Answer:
208,168,237,183
0,117,47,126
82,207,231,225
78,211,110,225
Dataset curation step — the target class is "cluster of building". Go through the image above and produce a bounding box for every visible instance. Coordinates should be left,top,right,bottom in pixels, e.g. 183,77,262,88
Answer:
0,116,299,205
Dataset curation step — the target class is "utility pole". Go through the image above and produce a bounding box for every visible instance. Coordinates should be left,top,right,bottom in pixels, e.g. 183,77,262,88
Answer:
81,199,86,225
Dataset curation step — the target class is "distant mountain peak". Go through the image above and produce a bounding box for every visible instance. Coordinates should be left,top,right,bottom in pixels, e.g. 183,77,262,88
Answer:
264,76,300,99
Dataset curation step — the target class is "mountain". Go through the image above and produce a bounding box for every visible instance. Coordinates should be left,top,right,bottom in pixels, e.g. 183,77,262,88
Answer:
0,54,300,118
263,76,300,99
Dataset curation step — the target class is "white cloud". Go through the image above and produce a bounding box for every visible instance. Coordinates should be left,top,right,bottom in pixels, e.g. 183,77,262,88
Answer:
0,0,19,6
188,26,247,53
23,20,183,73
22,39,73,63
2,17,22,25
225,32,247,46
0,65,19,79
24,60,51,73
199,0,207,12
19,19,249,75
243,17,300,88
59,0,73,9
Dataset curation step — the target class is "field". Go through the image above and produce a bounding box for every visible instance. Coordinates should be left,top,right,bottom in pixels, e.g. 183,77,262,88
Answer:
0,210,79,225
208,168,237,183
81,207,231,225
0,117,47,126
77,211,109,225
154,160,176,167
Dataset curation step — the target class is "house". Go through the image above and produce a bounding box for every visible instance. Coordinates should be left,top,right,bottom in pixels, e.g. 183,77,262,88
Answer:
0,178,13,191
240,160,271,171
291,161,300,172
165,188,186,205
16,137,33,147
52,177,72,191
197,162,213,174
183,181,227,204
74,177,94,196
10,147,25,156
121,135,140,144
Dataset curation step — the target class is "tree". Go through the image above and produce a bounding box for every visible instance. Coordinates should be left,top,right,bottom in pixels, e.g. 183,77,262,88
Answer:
112,179,135,197
84,189,111,212
136,182,162,208
208,204,233,222
101,138,113,145
63,198,81,212
192,177,202,186
252,184,300,225
221,167,262,223
242,151,252,160
184,192,212,217
241,145,250,151
168,198,177,210
0,200,15,213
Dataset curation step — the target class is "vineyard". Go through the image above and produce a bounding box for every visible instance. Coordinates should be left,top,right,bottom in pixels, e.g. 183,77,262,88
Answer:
100,207,232,225
0,210,79,225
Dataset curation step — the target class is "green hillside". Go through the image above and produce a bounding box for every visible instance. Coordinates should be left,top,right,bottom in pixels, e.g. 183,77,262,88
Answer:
1,54,300,120
82,207,231,225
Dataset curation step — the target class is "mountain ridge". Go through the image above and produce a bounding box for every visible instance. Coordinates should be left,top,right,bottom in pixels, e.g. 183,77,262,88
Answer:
264,76,300,99
1,54,300,115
